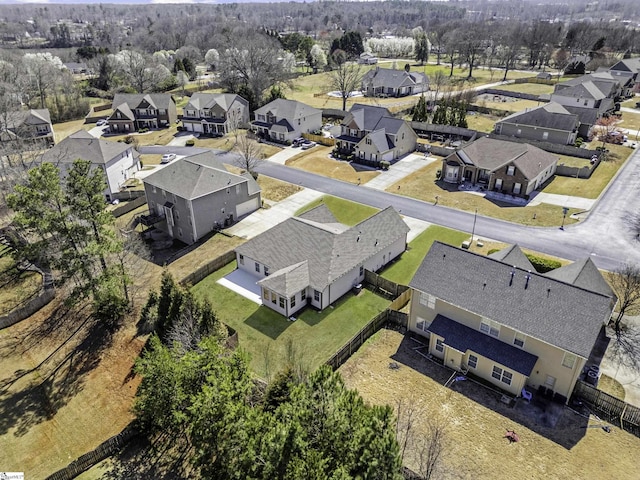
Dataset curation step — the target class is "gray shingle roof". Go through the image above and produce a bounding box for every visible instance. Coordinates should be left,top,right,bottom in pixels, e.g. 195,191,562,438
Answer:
488,245,534,271
553,81,606,101
111,93,175,111
253,99,320,121
449,137,558,181
544,257,616,300
409,242,613,358
429,314,538,376
498,102,579,132
143,152,251,200
365,129,395,153
361,68,428,89
298,204,339,223
236,206,409,293
563,105,599,126
185,93,247,112
3,109,51,129
110,103,135,121
258,261,310,298
39,130,131,165
344,104,391,132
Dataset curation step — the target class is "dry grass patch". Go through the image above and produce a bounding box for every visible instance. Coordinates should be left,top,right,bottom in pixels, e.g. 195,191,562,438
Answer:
474,97,542,113
466,113,500,133
105,126,179,146
0,246,42,316
619,111,640,131
139,154,162,166
53,118,90,142
598,374,626,400
340,329,640,480
388,162,579,227
257,176,303,203
286,146,380,184
496,83,555,95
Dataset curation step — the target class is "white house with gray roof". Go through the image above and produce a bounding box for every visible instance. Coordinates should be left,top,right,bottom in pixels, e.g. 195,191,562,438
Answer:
361,67,428,98
234,205,409,317
38,130,139,200
408,242,616,403
494,102,580,145
251,99,322,143
182,93,249,135
142,151,261,245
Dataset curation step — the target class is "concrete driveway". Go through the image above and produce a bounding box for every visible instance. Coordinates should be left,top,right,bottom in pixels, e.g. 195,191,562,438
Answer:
88,125,109,138
364,153,436,191
266,145,303,165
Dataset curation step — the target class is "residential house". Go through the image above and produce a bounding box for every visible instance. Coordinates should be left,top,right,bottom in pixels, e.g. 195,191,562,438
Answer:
358,52,378,65
605,57,640,94
251,99,322,143
550,81,615,117
63,62,90,75
234,205,409,317
494,102,580,145
335,104,417,162
108,93,177,133
361,67,429,98
554,73,623,102
182,93,249,136
442,136,557,198
408,242,616,402
38,130,139,200
141,151,261,245
0,109,54,148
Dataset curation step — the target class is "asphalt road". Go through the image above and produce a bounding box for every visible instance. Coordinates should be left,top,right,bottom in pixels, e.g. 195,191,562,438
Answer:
141,145,640,271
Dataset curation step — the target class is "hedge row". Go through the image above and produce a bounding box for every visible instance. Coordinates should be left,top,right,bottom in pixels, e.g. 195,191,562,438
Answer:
486,249,561,273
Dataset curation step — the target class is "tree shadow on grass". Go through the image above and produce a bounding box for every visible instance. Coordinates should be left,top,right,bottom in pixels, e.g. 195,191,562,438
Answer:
244,305,293,340
0,299,124,437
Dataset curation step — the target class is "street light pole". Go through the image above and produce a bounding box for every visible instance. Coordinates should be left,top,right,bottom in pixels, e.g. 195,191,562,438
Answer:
471,208,478,242
560,206,568,230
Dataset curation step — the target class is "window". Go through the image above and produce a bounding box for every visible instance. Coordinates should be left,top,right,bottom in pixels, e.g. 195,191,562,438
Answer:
359,265,364,276
263,289,269,300
239,254,244,265
544,375,556,390
264,266,270,276
562,352,577,369
366,137,371,145
507,165,515,176
290,295,296,308
416,317,429,332
301,290,306,301
480,318,500,337
513,332,525,348
513,183,522,195
279,297,285,309
435,338,444,353
255,262,260,273
419,293,436,309
314,290,320,301
271,292,276,304
468,354,478,369
492,366,512,385
542,131,549,140
178,228,182,237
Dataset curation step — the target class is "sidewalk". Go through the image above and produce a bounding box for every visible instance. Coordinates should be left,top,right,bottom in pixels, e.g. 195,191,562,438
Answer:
364,153,436,191
528,192,596,210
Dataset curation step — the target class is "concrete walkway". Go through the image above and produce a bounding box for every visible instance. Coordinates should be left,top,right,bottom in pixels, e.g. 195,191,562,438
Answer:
364,153,436,191
528,192,596,210
223,188,324,239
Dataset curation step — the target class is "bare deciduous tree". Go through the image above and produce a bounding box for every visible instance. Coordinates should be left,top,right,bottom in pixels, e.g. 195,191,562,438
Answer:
609,264,640,337
233,133,263,176
416,418,447,480
330,61,363,111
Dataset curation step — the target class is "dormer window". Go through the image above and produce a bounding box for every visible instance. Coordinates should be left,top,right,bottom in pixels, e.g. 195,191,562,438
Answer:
507,165,515,176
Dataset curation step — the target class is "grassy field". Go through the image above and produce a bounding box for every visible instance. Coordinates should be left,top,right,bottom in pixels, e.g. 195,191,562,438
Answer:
495,83,556,95
295,194,378,225
543,145,631,199
466,112,500,133
192,260,389,379
53,118,91,142
473,95,542,114
340,329,640,480
388,161,580,227
285,146,380,185
620,98,639,109
619,111,640,131
0,245,42,316
104,125,180,146
382,226,469,285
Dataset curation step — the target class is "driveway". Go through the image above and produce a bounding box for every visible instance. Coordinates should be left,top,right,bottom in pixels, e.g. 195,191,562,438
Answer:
88,125,108,138
364,153,436,191
167,133,197,147
266,146,303,165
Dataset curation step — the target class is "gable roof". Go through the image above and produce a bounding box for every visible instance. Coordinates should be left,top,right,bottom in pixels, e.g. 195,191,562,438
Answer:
185,93,247,112
143,151,251,201
344,104,392,132
563,105,600,126
544,257,616,299
259,261,310,298
236,206,409,293
39,130,131,165
409,242,614,358
488,245,534,271
110,103,135,121
253,99,320,121
449,137,558,181
609,58,640,74
497,102,579,132
298,204,339,224
362,67,428,89
2,109,51,130
111,93,175,111
552,81,606,101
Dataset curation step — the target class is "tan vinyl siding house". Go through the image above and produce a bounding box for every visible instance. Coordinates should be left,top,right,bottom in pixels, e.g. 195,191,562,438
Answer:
409,242,615,403
182,93,249,135
251,99,322,143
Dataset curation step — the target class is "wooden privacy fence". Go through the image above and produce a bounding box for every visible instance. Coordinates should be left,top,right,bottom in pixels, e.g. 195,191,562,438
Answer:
303,133,336,147
573,381,640,437
110,194,146,218
364,269,409,298
389,288,411,311
179,250,236,287
45,423,139,480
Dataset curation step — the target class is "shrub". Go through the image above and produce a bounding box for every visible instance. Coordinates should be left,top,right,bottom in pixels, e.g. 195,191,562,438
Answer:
525,253,562,273
436,169,442,180
185,139,195,146
124,135,135,144
487,249,500,255
574,137,584,147
380,160,390,170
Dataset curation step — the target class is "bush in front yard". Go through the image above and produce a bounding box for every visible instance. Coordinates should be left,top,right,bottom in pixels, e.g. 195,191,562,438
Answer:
525,253,562,273
380,160,390,170
185,139,195,146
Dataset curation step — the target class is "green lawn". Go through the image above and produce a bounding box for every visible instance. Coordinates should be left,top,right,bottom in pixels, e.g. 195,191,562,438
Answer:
192,261,389,379
495,83,555,96
295,195,379,225
466,113,500,133
382,226,469,285
619,111,640,131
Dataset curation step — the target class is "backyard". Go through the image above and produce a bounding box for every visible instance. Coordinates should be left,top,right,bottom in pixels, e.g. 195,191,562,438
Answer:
340,329,640,480
0,244,42,316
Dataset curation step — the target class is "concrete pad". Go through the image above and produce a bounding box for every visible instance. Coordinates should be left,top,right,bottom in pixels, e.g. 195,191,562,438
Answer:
168,133,196,147
266,146,302,165
402,216,432,243
224,188,324,239
364,153,436,191
529,192,595,210
217,268,262,304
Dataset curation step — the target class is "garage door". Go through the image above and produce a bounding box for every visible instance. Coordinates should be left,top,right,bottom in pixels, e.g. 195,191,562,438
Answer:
193,123,203,133
236,197,260,217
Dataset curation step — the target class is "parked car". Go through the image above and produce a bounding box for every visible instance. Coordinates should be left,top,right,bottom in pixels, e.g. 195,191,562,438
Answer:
301,141,317,150
292,137,305,147
161,153,177,164
96,119,108,127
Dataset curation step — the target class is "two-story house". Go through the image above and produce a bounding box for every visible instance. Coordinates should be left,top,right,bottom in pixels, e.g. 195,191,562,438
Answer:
335,104,417,162
441,136,557,198
181,93,249,136
234,204,409,317
604,57,640,95
38,130,139,201
108,94,177,133
141,151,261,245
361,67,429,98
0,109,54,148
251,99,322,143
408,242,616,403
494,102,580,146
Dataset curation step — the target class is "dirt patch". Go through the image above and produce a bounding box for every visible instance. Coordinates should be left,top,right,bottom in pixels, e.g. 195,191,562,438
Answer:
286,147,380,184
339,329,640,480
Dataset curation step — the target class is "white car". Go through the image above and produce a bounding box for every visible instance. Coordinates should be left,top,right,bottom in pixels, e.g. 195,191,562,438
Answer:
161,153,177,164
96,119,108,127
301,141,316,150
